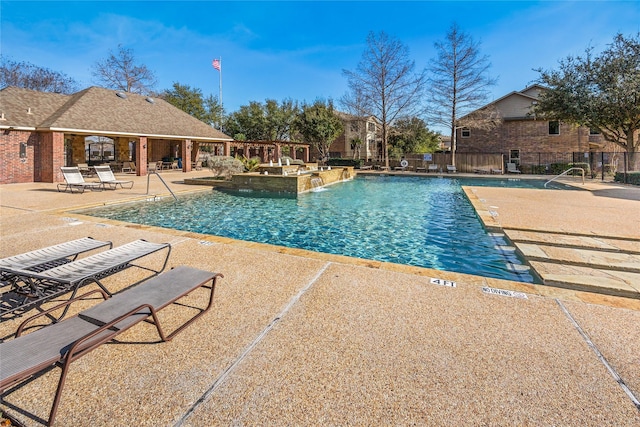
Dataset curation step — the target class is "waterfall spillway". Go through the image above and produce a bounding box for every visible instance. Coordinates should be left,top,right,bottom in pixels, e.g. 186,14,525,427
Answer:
310,177,325,192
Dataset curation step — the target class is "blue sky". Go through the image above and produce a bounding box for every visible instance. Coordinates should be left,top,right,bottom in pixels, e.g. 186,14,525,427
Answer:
2,0,639,131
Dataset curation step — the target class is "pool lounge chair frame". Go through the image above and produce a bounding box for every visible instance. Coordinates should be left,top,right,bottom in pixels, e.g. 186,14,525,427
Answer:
93,165,134,189
1,239,171,319
0,266,223,427
0,237,112,275
57,167,102,193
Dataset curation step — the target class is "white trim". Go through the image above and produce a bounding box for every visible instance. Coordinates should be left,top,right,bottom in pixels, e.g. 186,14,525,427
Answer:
43,127,233,142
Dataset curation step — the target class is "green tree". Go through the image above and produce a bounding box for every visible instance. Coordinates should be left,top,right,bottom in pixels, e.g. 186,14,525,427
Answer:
535,32,640,168
162,83,224,127
343,31,426,168
388,117,440,154
0,56,79,93
224,101,268,140
295,99,344,163
426,23,498,166
225,99,299,141
91,44,157,95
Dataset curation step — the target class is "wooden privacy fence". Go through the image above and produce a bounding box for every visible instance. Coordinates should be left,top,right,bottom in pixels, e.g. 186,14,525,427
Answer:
402,153,505,173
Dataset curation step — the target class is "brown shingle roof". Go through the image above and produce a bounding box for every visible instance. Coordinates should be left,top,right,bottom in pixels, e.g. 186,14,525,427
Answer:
0,86,232,141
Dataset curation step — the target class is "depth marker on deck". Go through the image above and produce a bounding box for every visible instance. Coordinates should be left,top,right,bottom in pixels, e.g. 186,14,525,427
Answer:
430,278,456,287
482,286,527,299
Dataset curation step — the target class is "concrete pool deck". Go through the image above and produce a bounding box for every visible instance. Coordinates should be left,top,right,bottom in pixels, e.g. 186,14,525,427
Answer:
1,170,639,426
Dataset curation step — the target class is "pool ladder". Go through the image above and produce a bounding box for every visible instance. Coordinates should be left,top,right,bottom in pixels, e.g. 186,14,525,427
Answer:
146,169,178,201
544,167,585,188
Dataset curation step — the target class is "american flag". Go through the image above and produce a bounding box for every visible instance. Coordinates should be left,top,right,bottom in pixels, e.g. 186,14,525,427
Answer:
212,59,221,71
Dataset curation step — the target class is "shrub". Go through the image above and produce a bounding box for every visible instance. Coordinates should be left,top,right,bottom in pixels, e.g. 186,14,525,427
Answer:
239,155,262,172
549,162,571,175
327,158,363,167
206,156,244,179
569,162,591,175
280,156,305,165
615,171,640,185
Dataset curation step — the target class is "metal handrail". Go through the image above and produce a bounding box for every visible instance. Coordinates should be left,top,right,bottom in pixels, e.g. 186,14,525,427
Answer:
544,167,585,188
146,169,178,201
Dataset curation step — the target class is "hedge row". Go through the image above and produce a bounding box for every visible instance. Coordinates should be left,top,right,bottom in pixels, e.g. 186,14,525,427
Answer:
326,158,364,167
614,171,640,185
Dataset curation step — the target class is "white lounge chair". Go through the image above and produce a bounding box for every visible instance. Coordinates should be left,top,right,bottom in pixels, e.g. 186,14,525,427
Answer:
93,165,134,189
447,165,457,173
57,167,102,193
428,164,439,173
0,237,112,274
507,163,521,174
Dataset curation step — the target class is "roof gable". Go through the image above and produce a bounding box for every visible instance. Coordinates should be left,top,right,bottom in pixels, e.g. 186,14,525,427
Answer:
0,86,231,141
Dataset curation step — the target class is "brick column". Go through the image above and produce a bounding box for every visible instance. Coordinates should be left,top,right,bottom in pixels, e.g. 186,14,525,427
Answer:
72,135,85,165
182,139,192,172
40,132,65,183
137,137,148,176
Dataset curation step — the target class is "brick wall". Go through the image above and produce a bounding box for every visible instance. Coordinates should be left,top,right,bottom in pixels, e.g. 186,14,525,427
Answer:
0,130,37,184
456,119,598,154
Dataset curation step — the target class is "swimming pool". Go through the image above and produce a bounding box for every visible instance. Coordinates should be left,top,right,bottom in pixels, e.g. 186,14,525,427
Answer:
80,176,544,283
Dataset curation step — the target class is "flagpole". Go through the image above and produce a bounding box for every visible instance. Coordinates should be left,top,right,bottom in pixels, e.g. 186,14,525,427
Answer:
218,56,223,110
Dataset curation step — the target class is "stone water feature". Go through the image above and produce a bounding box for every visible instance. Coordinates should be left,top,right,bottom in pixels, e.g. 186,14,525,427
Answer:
185,162,355,195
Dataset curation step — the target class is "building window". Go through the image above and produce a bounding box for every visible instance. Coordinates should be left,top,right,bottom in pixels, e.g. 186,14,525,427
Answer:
549,121,560,135
367,122,376,132
510,149,520,165
589,128,600,135
461,128,470,138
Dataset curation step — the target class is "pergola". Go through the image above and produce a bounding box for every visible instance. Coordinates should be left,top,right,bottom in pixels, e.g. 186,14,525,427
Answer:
229,140,310,163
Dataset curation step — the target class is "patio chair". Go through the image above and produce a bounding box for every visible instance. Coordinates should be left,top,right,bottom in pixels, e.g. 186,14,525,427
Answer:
0,266,223,427
77,163,93,177
121,161,135,173
507,162,521,174
428,164,439,173
1,239,171,319
57,167,103,193
93,165,134,189
447,165,457,173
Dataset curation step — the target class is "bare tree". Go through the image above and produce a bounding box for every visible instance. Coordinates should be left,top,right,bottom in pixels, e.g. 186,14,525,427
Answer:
343,31,426,168
0,56,79,94
91,45,157,94
426,23,497,166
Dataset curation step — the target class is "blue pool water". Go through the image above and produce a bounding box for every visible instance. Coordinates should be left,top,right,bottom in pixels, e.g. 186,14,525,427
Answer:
81,176,546,282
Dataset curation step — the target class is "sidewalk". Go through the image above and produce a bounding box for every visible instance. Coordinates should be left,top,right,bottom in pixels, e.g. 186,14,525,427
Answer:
1,172,639,426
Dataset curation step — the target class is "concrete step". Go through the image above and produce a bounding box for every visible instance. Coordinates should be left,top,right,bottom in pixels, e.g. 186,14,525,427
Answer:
516,243,640,274
502,228,640,299
529,260,640,299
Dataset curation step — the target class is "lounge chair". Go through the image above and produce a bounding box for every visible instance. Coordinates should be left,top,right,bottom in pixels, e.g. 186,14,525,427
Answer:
192,160,203,171
1,239,171,319
0,266,223,427
0,237,112,275
428,164,439,173
507,162,521,174
491,168,503,174
447,165,457,173
57,167,103,193
93,165,134,189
